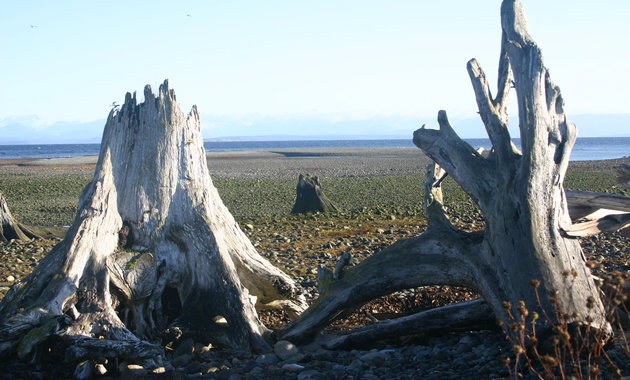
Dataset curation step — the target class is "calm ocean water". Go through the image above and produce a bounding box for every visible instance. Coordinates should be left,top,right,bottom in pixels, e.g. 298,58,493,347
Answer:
0,137,627,161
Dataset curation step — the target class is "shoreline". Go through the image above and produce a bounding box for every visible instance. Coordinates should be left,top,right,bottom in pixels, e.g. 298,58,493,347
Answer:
1,146,628,168
1,135,629,163
0,148,432,180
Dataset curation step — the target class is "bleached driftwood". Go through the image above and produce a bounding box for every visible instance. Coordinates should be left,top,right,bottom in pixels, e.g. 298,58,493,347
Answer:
567,190,630,217
466,159,630,236
564,190,630,237
282,0,609,345
0,81,306,366
563,214,630,237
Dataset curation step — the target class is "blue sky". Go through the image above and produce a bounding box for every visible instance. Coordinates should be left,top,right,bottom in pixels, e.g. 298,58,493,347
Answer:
1,1,629,140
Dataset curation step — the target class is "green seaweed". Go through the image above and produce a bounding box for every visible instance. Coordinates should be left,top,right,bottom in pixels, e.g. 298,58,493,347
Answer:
0,167,619,226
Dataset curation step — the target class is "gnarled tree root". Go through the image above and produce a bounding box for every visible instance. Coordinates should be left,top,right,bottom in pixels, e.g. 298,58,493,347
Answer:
283,0,611,347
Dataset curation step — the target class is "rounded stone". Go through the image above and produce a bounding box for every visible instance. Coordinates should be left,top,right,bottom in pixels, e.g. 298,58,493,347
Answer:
274,340,300,361
256,353,280,365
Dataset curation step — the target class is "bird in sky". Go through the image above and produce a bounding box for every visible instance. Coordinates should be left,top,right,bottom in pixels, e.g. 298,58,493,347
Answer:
186,13,192,17
29,25,37,28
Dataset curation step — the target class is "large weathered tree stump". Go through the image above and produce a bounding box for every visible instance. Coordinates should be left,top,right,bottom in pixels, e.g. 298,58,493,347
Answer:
282,0,609,345
0,193,41,243
0,81,306,367
291,174,337,214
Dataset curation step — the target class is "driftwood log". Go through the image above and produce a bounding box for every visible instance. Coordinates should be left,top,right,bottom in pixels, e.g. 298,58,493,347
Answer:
565,190,630,237
0,194,41,243
0,81,306,367
281,0,609,345
474,153,630,237
291,174,338,214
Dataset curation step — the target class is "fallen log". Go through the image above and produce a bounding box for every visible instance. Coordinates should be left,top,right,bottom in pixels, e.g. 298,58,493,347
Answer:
322,299,494,350
565,190,630,237
562,214,630,238
567,190,630,217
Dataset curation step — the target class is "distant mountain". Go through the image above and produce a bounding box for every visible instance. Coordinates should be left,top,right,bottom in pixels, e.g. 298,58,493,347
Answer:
0,113,627,144
0,118,105,144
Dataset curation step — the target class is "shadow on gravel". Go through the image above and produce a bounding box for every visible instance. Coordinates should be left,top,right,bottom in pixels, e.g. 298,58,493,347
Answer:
271,151,354,158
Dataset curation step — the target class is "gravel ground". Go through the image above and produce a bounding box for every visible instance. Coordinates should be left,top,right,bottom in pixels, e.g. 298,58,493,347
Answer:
205,148,433,179
0,149,629,379
5,147,433,179
7,147,627,179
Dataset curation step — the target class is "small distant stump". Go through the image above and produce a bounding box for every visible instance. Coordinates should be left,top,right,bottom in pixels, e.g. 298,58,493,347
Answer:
291,174,337,214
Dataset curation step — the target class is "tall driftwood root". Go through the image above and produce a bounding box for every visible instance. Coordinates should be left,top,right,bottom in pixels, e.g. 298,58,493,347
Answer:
283,0,610,346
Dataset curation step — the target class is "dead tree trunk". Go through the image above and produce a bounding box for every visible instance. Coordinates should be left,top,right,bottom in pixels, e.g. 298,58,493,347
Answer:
0,193,41,243
282,0,608,344
0,81,306,366
291,174,338,214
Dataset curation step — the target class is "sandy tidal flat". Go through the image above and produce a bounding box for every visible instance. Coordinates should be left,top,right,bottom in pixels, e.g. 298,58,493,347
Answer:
2,147,433,179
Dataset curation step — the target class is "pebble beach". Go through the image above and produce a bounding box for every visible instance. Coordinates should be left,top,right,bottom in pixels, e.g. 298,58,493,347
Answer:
1,147,629,379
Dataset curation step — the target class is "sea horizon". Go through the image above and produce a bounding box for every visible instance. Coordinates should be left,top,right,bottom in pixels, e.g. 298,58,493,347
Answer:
0,136,628,162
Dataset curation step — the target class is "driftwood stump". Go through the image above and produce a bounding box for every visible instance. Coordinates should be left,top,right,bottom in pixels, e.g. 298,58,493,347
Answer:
0,194,41,243
282,0,609,346
0,81,306,368
291,174,337,214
